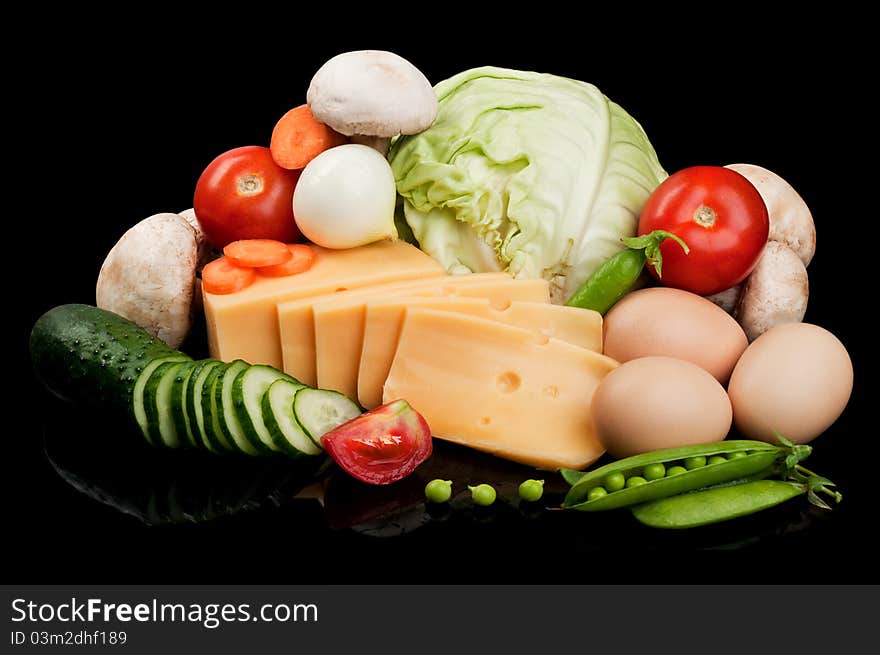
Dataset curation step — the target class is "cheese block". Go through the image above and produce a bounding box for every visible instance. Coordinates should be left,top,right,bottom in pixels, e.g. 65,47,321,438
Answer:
383,309,618,470
281,274,548,390
358,298,602,408
203,241,444,369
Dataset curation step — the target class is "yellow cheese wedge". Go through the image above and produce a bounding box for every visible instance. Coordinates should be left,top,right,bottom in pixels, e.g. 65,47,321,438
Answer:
383,309,618,470
358,298,602,408
278,273,519,387
203,241,444,369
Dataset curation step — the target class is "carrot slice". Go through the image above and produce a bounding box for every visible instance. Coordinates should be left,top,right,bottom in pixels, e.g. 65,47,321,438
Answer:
270,104,348,170
257,244,317,277
202,257,256,295
224,239,292,267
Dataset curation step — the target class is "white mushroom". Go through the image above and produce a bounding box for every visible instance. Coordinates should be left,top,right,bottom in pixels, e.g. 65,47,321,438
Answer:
734,241,808,342
726,164,816,265
96,213,198,348
307,50,438,155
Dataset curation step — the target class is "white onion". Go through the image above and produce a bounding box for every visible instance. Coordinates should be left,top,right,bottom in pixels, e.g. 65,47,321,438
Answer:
293,144,397,249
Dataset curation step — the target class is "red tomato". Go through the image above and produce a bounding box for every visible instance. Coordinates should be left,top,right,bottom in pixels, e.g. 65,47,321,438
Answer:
638,166,769,295
193,146,301,248
320,400,432,485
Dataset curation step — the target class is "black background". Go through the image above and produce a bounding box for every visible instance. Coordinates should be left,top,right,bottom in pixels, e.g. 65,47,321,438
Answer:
12,17,874,584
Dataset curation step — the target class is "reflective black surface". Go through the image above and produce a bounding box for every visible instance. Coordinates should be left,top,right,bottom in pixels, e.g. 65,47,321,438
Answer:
13,26,873,583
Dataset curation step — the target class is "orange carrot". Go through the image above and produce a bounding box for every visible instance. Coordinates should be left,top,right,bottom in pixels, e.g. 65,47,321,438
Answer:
257,244,316,277
224,239,292,268
270,105,348,170
202,257,256,295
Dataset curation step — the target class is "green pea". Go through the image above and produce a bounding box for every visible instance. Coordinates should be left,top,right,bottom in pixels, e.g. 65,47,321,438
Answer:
518,479,545,502
684,455,707,470
708,455,728,465
643,462,666,480
604,471,626,492
469,484,497,506
587,486,608,501
626,476,648,488
666,465,688,477
424,479,452,503
728,451,748,460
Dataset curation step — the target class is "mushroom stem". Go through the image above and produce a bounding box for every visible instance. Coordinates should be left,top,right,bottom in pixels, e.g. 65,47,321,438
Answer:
351,134,391,156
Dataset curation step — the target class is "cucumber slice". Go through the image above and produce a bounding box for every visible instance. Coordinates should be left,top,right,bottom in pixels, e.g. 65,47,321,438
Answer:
170,361,200,448
233,365,300,453
133,355,190,446
199,363,230,454
261,379,319,456
188,360,223,453
293,388,361,448
148,360,190,448
215,360,256,455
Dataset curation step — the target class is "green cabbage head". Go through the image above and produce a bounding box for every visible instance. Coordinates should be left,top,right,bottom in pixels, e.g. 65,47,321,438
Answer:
389,67,667,303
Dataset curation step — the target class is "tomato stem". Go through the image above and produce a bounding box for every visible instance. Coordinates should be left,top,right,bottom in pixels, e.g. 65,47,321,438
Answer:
236,173,264,197
692,205,716,228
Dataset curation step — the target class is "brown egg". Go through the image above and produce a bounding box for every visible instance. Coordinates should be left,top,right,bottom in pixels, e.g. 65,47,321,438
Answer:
592,356,733,458
728,323,853,444
604,287,748,384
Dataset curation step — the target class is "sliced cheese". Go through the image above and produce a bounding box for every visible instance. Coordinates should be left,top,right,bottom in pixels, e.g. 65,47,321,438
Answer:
203,241,444,369
358,293,594,409
279,272,513,387
383,309,617,470
311,275,550,397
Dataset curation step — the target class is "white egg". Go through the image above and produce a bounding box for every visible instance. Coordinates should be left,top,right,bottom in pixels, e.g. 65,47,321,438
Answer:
293,144,397,249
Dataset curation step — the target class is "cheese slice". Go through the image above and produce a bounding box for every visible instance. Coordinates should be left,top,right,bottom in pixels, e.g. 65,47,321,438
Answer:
383,309,618,470
278,273,519,387
203,241,444,369
358,298,602,408
308,275,550,396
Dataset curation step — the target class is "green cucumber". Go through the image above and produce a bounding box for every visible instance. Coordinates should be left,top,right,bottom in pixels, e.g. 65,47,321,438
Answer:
30,304,186,417
293,388,361,448
261,379,319,456
232,365,300,453
143,360,189,448
215,360,255,455
170,361,200,448
199,364,230,454
134,356,191,445
188,360,223,453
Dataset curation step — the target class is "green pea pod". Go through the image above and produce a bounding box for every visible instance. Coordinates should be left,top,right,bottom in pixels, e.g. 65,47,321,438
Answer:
565,451,779,511
565,230,689,314
562,440,811,511
562,440,779,491
630,480,807,529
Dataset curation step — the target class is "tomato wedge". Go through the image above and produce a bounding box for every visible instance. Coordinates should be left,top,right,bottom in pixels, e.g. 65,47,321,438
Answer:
320,400,432,485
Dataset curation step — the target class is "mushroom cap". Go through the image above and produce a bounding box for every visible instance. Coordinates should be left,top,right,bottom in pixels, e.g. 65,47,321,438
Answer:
726,164,816,266
96,213,197,348
307,50,438,138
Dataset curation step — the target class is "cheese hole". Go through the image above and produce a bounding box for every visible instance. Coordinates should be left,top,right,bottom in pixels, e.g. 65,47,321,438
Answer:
490,298,512,311
496,371,521,393
543,385,559,398
480,416,491,426
532,333,550,346
334,287,349,293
